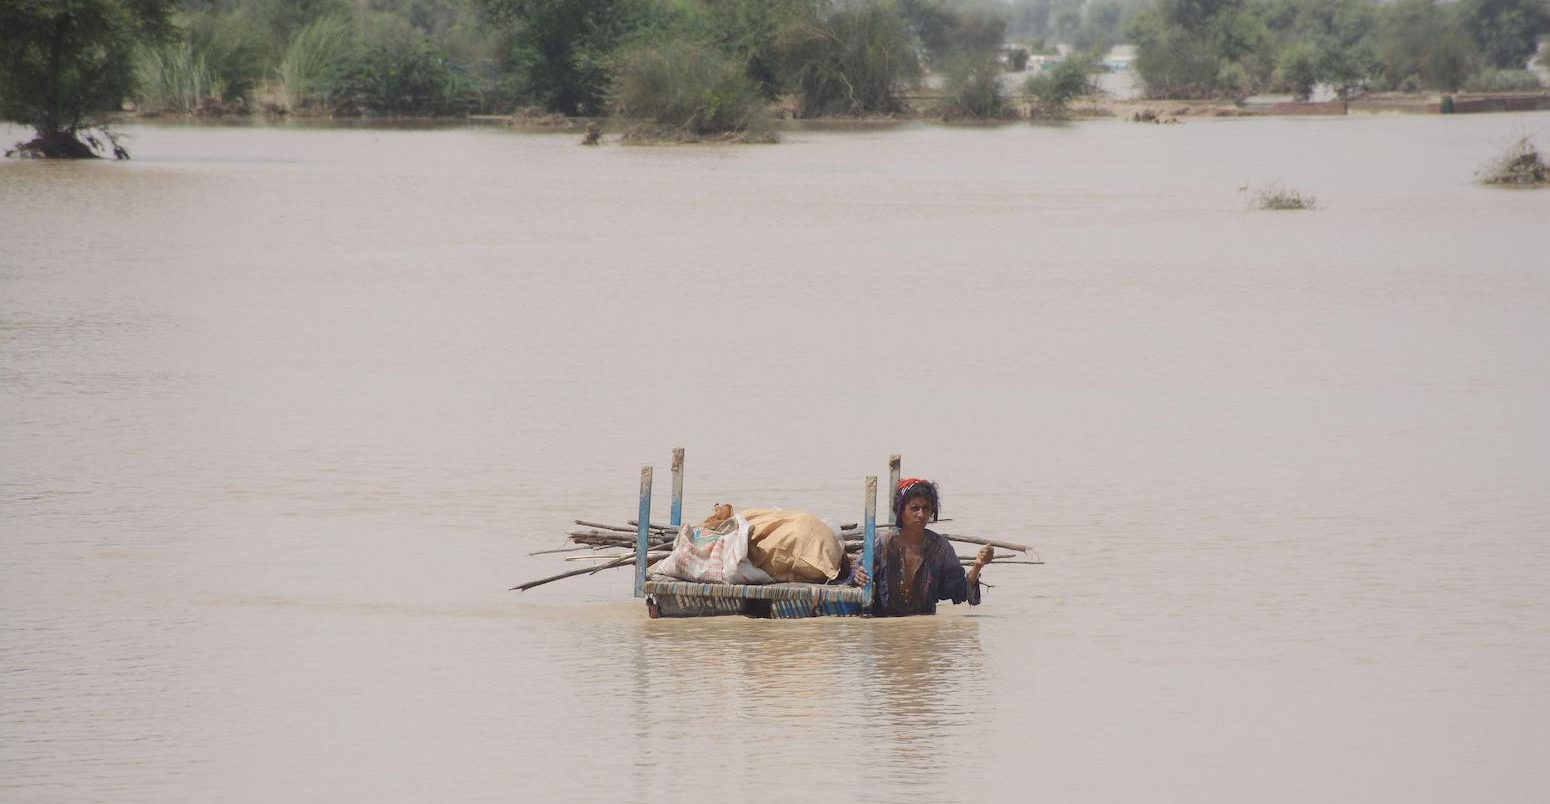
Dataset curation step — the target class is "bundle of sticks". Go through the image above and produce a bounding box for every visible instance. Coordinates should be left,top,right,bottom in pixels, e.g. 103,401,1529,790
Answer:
512,519,1041,592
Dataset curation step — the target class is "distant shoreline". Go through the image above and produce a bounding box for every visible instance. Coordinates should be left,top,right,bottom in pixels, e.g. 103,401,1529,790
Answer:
100,90,1550,132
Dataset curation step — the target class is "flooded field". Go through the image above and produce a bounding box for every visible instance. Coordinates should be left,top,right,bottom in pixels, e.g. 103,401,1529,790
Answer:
3,113,1549,803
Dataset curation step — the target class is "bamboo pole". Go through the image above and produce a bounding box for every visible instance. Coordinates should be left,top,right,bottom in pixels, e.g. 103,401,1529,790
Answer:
574,520,642,533
841,532,1026,553
529,545,596,556
512,552,669,592
934,533,1030,553
569,529,672,543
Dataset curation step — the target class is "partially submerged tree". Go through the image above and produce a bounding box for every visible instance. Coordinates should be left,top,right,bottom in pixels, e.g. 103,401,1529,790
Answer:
610,37,773,141
1,0,175,158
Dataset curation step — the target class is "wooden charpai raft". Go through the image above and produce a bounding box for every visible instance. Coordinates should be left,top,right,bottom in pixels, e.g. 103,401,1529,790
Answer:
629,450,887,619
511,449,1037,617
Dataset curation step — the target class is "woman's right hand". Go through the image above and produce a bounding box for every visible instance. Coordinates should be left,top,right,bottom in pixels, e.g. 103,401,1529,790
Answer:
853,568,869,586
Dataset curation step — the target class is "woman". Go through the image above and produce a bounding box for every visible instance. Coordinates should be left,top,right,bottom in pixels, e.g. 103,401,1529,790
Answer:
851,477,992,616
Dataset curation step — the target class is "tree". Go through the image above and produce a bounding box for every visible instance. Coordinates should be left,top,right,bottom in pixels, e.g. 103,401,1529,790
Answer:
775,1,922,116
1128,0,1274,97
1293,0,1380,96
1,0,175,158
1458,0,1550,68
472,0,648,114
1278,41,1319,97
1376,0,1478,91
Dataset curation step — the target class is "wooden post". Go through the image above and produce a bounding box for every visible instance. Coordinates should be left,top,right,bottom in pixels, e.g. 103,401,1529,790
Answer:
636,465,652,598
863,475,877,610
886,455,901,525
670,447,684,528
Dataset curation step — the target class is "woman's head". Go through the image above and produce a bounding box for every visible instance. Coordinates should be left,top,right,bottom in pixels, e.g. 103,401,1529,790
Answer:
893,477,940,525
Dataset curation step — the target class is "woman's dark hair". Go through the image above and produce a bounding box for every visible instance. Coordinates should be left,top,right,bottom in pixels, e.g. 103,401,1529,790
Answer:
893,479,940,523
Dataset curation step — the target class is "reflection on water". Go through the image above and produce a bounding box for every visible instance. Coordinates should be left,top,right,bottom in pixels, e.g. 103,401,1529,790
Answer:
624,617,983,803
2,115,1548,803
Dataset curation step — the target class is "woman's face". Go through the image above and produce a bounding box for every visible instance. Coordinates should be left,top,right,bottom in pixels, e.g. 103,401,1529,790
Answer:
901,496,934,528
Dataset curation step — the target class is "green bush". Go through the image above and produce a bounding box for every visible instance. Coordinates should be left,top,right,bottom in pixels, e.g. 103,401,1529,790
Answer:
1024,53,1094,111
939,51,1010,119
333,16,476,116
610,39,771,137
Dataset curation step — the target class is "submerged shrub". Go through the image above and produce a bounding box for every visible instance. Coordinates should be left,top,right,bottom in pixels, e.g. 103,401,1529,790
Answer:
1246,182,1319,210
1478,136,1549,185
610,39,771,138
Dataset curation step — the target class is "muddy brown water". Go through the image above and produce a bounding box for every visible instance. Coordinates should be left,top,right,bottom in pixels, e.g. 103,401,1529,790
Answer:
3,115,1549,803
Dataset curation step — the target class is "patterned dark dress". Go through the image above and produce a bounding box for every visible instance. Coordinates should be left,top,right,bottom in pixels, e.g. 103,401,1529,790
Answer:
866,528,981,616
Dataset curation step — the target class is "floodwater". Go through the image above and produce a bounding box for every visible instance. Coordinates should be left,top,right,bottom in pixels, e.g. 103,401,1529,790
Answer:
2,113,1549,803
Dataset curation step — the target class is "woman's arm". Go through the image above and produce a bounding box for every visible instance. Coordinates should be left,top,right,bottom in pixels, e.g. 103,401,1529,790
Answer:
934,539,989,605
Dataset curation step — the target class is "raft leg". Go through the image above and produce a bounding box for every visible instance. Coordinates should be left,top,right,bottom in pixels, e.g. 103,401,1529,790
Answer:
670,447,684,528
636,465,652,598
887,454,901,526
863,475,877,611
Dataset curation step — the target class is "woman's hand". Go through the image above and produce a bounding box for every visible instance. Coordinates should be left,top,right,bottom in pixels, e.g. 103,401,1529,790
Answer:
853,568,870,587
969,545,993,583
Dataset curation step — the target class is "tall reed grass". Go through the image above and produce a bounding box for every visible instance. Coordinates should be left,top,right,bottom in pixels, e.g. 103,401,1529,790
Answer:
270,16,354,111
135,43,225,114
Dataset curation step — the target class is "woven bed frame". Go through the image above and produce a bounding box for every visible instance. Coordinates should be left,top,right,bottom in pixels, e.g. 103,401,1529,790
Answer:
642,580,867,618
633,450,900,619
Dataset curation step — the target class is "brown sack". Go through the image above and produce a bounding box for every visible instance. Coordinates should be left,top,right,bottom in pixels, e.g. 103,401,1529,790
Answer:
742,508,845,583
